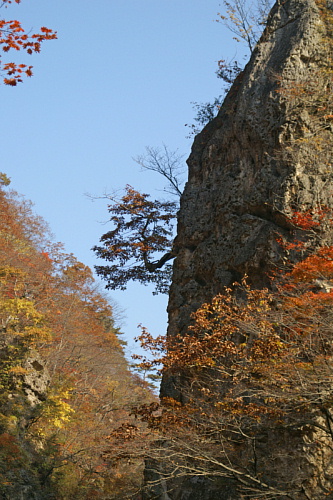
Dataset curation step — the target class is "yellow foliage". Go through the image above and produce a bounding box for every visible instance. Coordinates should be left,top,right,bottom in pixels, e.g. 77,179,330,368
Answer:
0,297,51,343
32,388,75,436
8,366,28,375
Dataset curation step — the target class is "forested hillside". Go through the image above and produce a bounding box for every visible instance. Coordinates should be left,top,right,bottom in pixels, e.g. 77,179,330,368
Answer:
0,175,154,499
4,0,333,499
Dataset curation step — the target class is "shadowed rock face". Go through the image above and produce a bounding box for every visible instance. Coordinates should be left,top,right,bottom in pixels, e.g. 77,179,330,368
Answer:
156,0,333,498
4,351,50,500
23,351,50,407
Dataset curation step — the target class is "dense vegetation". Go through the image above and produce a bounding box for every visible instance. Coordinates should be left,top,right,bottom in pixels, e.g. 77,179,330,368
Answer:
97,1,333,498
3,0,333,498
0,177,154,499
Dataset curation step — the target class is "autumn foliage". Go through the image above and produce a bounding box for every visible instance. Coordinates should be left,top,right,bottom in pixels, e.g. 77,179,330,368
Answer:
93,185,177,294
125,209,333,497
0,0,57,85
0,178,155,498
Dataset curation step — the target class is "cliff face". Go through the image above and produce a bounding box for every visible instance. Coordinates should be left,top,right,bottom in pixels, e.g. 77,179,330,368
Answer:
0,348,50,500
158,0,333,498
166,0,333,345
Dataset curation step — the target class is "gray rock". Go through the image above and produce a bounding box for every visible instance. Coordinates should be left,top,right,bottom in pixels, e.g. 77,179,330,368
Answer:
167,0,333,343
23,351,50,407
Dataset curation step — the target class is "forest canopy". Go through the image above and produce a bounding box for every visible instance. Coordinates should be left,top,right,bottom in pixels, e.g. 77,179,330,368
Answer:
0,177,155,499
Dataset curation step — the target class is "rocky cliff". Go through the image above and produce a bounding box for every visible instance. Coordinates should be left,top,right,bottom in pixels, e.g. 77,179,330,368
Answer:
158,0,333,498
166,0,333,348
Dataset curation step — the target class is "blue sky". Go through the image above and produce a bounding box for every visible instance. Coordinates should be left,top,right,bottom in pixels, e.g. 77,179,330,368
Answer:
2,0,248,357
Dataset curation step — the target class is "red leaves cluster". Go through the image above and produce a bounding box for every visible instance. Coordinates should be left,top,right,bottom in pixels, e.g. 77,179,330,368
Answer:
0,3,57,85
289,210,322,230
288,246,333,283
295,205,333,228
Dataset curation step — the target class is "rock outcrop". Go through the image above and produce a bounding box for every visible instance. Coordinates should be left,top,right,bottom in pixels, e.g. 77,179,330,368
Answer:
167,0,332,344
158,0,333,498
1,350,51,500
22,351,50,408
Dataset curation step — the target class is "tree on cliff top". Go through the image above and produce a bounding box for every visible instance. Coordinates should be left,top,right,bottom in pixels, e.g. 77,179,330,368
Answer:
187,0,274,136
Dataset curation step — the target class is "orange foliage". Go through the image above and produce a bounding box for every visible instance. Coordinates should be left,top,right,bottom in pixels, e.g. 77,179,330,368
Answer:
93,185,177,294
0,0,57,85
128,206,333,497
0,181,155,498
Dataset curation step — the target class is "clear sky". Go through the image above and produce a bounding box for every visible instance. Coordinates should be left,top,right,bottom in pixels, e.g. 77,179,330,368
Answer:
2,0,248,358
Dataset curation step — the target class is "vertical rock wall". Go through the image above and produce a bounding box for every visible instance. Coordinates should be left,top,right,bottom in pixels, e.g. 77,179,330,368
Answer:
158,0,333,498
166,0,333,346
